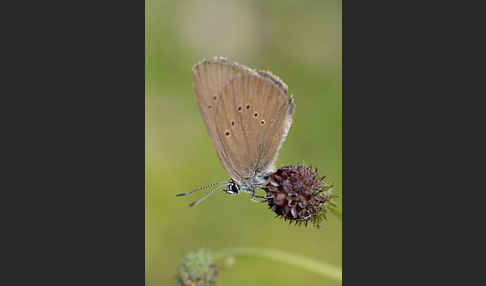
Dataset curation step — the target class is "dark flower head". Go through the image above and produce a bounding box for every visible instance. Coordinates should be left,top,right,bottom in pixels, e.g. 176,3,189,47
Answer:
176,249,218,286
263,165,336,228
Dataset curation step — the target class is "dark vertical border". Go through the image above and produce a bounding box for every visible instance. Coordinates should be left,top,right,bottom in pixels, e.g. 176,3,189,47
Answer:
343,0,465,285
68,1,145,284
4,0,145,284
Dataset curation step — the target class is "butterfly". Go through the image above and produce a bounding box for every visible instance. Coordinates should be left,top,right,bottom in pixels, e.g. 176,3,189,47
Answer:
177,57,294,206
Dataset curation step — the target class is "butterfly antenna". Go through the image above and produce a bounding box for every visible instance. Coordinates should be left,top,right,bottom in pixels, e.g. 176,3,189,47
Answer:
189,184,228,207
176,181,226,197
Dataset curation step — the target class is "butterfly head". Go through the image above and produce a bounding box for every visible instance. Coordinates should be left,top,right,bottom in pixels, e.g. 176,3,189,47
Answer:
224,179,240,195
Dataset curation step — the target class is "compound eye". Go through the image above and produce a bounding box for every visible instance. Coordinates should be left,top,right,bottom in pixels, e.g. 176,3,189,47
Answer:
230,184,239,194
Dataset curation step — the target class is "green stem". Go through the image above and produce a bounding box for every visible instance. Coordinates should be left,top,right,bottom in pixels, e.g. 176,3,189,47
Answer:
213,247,342,283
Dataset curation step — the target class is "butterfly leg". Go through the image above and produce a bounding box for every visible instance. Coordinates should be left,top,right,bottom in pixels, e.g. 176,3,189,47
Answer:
253,195,266,199
253,188,271,199
249,191,267,203
250,197,267,203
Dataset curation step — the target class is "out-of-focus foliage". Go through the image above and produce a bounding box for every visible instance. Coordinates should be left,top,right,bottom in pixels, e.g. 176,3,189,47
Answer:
176,249,218,286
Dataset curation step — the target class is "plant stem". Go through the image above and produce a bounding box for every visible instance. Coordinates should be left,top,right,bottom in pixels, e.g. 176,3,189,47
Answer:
213,247,342,283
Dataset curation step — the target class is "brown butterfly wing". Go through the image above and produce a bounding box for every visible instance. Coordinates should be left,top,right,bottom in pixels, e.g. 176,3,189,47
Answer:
214,74,294,180
192,57,257,179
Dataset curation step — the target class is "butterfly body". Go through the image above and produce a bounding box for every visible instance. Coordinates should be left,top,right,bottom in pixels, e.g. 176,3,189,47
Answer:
226,172,268,196
178,57,295,206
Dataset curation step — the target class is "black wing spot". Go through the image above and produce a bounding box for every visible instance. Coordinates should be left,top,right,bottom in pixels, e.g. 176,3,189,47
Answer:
225,131,231,136
254,112,258,118
260,120,265,125
246,104,250,109
238,106,242,111
231,121,235,126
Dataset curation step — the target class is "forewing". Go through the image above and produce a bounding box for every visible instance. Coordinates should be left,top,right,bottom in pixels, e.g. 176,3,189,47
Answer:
192,57,256,179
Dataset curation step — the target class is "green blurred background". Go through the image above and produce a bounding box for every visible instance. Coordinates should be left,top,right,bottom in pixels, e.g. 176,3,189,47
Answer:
146,0,341,285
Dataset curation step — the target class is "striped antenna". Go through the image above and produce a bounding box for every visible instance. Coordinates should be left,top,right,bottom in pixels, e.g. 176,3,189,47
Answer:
188,184,228,207
176,181,226,197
